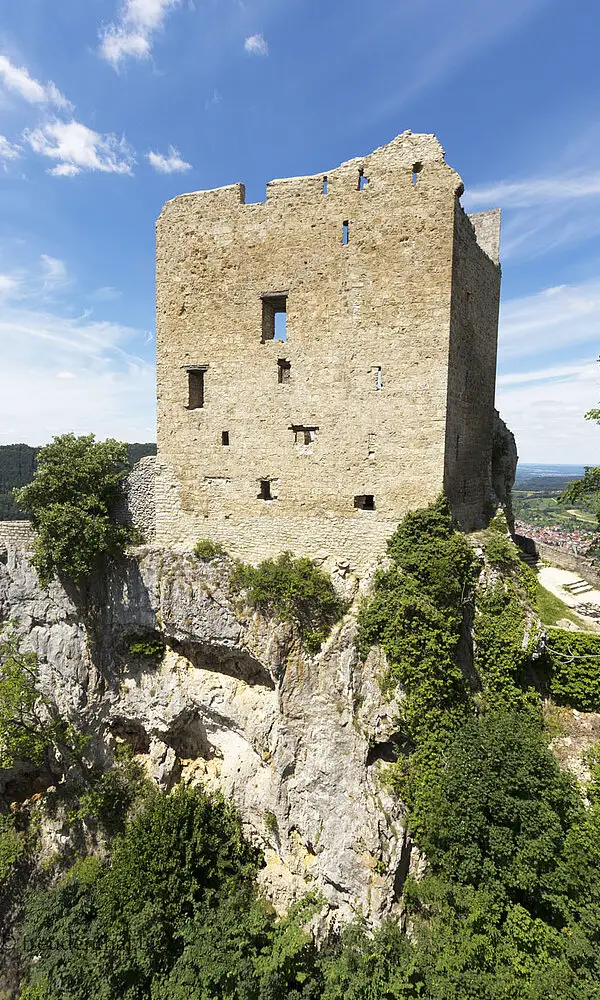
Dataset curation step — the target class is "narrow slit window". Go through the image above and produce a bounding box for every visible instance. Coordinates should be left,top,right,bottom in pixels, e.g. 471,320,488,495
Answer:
354,494,375,510
374,366,382,390
323,175,328,195
342,221,349,245
259,479,272,501
277,358,291,383
412,162,422,185
368,433,375,457
261,293,288,343
358,169,369,191
186,367,206,409
222,430,230,446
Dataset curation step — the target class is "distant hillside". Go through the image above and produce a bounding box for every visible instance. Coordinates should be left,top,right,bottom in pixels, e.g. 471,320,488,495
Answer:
0,443,157,520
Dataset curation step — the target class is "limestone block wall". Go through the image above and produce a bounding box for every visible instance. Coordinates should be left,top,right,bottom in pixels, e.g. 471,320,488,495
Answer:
444,206,501,529
0,521,35,551
155,131,501,571
117,456,157,542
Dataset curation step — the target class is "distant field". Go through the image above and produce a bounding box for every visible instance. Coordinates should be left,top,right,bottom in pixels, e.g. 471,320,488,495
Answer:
513,465,596,532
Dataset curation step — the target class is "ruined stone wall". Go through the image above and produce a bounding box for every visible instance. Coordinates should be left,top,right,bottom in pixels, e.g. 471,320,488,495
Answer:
444,206,501,529
0,521,35,551
155,131,500,571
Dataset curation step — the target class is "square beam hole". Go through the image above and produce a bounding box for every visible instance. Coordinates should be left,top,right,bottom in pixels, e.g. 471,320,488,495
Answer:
259,479,272,500
221,431,230,446
262,293,287,343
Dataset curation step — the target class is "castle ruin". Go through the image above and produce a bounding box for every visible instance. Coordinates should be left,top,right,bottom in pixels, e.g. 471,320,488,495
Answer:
154,131,501,571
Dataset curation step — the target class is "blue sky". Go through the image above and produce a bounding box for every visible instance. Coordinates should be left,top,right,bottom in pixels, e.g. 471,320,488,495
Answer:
0,0,599,462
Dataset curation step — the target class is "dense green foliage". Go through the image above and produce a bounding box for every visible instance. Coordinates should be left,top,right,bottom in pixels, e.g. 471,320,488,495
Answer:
357,496,476,798
194,538,227,561
127,635,166,663
542,630,600,711
0,622,85,770
0,812,26,883
14,433,137,585
0,442,156,521
231,551,347,653
19,786,322,1000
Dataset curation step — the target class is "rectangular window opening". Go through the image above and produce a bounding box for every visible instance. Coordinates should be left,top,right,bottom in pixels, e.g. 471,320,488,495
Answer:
358,169,369,191
412,162,422,185
354,494,375,511
222,430,230,446
259,479,272,501
261,293,288,343
277,358,291,383
323,175,328,195
368,433,375,457
186,367,206,409
342,221,349,245
374,366,382,390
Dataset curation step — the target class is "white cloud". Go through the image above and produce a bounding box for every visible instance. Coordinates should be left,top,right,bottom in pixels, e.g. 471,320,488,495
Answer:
99,0,181,67
89,285,122,302
0,275,21,300
499,280,600,362
496,280,600,462
0,54,70,110
0,135,21,161
497,361,600,464
0,303,155,444
24,120,135,177
244,34,268,56
466,173,600,209
41,254,68,287
146,146,192,174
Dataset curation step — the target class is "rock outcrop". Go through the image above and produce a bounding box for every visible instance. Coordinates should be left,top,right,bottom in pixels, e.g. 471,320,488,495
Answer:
0,541,410,926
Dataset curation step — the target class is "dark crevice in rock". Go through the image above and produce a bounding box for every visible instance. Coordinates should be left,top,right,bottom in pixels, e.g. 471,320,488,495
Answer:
110,717,150,754
392,835,413,902
366,733,409,766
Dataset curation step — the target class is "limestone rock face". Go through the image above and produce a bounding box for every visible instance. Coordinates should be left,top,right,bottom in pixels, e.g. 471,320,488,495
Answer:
0,543,408,925
492,410,518,531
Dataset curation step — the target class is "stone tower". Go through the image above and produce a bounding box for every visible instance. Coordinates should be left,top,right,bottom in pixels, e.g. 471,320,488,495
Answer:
154,131,501,572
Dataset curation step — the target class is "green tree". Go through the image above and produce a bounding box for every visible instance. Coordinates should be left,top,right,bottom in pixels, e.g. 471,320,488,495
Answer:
14,433,135,585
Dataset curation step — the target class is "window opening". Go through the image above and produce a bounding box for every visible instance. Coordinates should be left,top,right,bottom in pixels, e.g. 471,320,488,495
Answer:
358,169,369,191
323,175,328,195
368,433,375,457
412,162,422,185
354,494,375,510
342,221,349,245
185,365,207,409
259,479,272,501
222,430,230,446
261,293,288,343
292,425,318,446
277,359,291,383
374,366,382,390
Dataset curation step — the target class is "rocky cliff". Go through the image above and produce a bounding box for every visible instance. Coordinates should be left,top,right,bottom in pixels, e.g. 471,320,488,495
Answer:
0,539,412,926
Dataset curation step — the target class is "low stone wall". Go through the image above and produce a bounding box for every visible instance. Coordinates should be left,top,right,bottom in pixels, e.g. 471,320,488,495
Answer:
534,540,600,591
0,521,35,550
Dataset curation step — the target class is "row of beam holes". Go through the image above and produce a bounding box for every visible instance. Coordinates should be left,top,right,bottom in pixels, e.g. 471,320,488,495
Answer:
258,479,374,509
188,359,382,406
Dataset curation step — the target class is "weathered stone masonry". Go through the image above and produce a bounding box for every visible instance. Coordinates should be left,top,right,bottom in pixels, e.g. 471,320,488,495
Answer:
155,131,501,571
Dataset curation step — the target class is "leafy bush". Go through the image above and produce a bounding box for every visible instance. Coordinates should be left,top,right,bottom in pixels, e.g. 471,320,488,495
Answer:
14,433,135,585
127,635,166,663
357,497,476,796
231,551,347,653
74,755,152,837
194,538,227,561
19,786,322,1000
542,630,600,711
0,812,26,883
484,532,522,571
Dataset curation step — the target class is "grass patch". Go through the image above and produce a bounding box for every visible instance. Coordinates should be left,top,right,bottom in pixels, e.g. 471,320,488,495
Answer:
536,582,581,628
194,538,227,561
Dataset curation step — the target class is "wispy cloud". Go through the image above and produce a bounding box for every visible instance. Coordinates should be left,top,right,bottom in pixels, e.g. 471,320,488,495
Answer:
99,0,181,67
0,275,22,301
88,285,122,303
0,303,155,444
467,173,600,209
0,54,70,110
24,120,135,177
146,146,192,174
244,34,268,56
41,254,68,287
499,279,600,362
497,360,600,464
0,135,21,161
